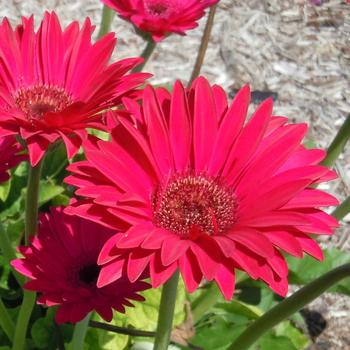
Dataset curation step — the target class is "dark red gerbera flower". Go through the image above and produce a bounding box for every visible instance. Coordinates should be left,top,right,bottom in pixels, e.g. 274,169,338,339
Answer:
0,135,26,183
65,78,338,299
12,206,150,324
102,0,219,41
0,12,150,165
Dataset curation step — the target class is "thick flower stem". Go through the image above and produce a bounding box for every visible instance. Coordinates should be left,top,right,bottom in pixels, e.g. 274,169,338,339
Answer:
332,195,350,221
24,161,44,244
227,263,350,350
0,222,24,285
188,5,217,86
322,113,350,168
132,39,157,73
71,314,91,350
97,5,115,39
153,270,180,350
12,161,43,350
0,297,15,342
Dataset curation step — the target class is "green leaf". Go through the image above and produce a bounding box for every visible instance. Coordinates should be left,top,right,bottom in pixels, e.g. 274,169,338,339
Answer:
87,313,129,350
0,178,11,202
31,317,54,349
123,280,186,331
41,143,68,181
287,248,350,295
216,299,263,320
38,182,65,206
191,316,246,350
259,334,297,350
31,309,73,350
276,321,310,349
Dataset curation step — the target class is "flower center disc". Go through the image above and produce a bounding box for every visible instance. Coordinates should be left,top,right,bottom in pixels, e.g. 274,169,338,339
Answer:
78,263,100,286
145,0,175,17
153,174,238,238
15,85,72,120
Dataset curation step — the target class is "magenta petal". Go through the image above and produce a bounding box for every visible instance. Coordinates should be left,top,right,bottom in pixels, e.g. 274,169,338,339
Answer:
228,229,275,259
97,259,125,287
127,250,152,282
214,264,235,300
265,231,303,258
161,236,190,266
179,250,202,293
150,253,178,288
117,224,154,249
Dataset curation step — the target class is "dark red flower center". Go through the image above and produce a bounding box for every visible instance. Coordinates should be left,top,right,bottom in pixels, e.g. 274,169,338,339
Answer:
78,263,100,286
153,174,238,238
144,0,176,17
15,85,72,120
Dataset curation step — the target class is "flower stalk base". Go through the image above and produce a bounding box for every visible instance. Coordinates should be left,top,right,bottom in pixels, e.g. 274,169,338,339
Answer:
153,271,180,350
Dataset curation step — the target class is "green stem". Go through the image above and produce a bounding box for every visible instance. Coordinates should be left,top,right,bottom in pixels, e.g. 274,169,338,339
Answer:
24,161,44,244
227,263,350,350
332,195,350,221
153,270,180,350
132,39,157,73
97,5,115,39
71,314,91,350
322,113,350,168
0,297,15,342
12,161,43,350
0,221,24,285
188,5,217,86
89,320,155,338
11,291,36,350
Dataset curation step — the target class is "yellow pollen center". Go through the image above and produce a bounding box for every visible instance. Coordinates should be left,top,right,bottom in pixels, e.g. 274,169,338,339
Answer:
153,174,238,238
15,85,72,120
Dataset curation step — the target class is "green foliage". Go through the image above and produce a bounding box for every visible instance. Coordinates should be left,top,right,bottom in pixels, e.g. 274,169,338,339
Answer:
31,309,73,349
123,280,186,331
288,248,350,295
85,314,129,350
190,290,310,350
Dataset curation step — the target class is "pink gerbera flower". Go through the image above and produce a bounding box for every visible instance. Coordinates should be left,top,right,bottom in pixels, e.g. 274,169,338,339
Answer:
101,0,219,41
65,78,338,300
0,136,26,183
12,206,150,324
0,12,150,166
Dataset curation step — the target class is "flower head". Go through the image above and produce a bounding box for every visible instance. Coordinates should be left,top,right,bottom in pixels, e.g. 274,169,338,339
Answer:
0,136,26,183
66,78,338,299
12,206,150,324
0,12,150,165
102,0,218,41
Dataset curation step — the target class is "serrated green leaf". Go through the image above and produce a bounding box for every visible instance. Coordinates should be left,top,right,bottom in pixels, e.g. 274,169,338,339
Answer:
124,280,186,331
88,313,129,350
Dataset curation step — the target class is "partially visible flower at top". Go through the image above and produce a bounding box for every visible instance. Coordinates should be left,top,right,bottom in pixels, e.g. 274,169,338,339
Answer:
101,0,219,41
0,136,26,183
309,0,322,5
65,78,338,300
0,12,150,166
12,206,150,324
